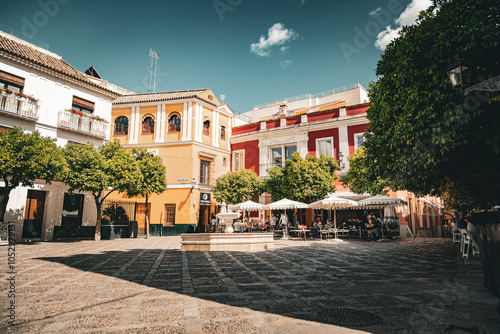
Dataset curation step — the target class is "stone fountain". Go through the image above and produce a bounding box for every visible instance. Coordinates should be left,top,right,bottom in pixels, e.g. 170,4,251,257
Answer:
180,202,274,252
216,202,241,233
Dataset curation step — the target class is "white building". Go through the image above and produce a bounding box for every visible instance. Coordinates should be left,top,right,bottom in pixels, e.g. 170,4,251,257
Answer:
0,30,126,241
240,83,369,123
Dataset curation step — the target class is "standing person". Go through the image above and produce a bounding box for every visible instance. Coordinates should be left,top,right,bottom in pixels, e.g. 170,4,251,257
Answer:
311,216,320,240
270,215,276,230
279,212,288,230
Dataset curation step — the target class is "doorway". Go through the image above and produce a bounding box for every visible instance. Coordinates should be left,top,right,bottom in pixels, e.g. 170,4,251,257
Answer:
22,190,46,239
198,205,210,232
136,203,151,235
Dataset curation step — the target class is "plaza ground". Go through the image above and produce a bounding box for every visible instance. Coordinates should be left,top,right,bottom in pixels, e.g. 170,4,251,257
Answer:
1,237,499,333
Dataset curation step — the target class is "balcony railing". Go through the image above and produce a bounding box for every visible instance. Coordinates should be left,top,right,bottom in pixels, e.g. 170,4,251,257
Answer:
0,92,39,120
58,110,108,138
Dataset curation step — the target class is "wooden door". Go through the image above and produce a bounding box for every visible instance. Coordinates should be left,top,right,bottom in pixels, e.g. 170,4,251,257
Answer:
136,203,151,235
22,190,46,238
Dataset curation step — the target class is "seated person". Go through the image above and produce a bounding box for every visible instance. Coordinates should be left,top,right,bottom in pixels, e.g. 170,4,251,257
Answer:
263,220,271,231
367,217,381,240
242,218,250,232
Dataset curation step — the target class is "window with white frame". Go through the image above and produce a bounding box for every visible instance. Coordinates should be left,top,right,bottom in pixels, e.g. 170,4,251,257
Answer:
233,151,245,171
316,137,334,157
270,145,297,168
354,133,366,150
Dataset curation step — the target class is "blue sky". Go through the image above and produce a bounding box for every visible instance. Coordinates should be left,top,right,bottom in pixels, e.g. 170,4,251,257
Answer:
0,0,431,114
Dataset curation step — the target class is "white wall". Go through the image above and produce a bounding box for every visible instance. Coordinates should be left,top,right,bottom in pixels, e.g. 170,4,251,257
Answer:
0,58,113,145
0,56,115,241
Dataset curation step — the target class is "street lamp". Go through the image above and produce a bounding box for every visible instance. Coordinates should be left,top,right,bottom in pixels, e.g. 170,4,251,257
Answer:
190,178,196,192
446,59,471,91
447,58,500,95
338,152,345,170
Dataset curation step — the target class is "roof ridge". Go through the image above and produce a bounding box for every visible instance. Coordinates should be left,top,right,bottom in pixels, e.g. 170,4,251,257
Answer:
121,88,210,97
0,30,60,59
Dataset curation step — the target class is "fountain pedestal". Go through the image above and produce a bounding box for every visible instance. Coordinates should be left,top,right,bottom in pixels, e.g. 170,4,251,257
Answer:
180,202,274,251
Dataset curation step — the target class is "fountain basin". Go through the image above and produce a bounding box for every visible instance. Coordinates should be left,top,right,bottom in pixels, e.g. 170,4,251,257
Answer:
180,233,274,252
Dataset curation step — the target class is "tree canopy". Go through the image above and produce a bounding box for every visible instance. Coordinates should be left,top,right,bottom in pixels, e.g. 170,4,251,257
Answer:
343,0,500,211
213,169,263,205
265,153,339,203
63,140,142,240
127,148,167,238
0,127,66,222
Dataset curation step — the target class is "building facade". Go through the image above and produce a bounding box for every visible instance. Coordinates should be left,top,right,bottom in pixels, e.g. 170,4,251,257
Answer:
230,84,442,237
0,30,123,242
107,89,234,235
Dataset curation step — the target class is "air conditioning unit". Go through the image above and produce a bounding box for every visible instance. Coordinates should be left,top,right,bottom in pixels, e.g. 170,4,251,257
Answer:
148,149,158,156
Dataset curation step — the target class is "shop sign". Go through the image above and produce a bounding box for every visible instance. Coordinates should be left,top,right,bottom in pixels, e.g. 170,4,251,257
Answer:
200,193,211,205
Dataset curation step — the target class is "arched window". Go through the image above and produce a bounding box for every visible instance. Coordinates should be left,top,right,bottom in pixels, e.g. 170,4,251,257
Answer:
114,116,129,135
142,116,155,134
168,114,181,132
203,120,210,136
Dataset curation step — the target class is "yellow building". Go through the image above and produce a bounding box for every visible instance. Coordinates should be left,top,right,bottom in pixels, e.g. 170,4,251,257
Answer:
107,89,233,235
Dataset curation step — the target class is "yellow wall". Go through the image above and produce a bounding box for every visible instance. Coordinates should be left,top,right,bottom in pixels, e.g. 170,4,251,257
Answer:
111,107,132,145
109,97,232,231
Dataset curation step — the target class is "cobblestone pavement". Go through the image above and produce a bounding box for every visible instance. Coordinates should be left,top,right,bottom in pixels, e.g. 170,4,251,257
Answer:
1,237,499,333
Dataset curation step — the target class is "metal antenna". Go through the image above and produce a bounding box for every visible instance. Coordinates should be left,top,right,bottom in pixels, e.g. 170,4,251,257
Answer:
149,48,154,92
149,49,160,92
153,51,159,93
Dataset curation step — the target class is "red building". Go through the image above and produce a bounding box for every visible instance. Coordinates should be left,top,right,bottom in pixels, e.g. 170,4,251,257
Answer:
230,84,442,238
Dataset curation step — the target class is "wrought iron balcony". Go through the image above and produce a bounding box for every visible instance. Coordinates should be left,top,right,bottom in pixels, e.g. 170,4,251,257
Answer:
0,92,39,120
57,110,108,138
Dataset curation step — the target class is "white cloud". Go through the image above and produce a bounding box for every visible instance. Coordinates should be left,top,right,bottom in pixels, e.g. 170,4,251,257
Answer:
369,7,382,16
250,23,299,57
374,26,402,50
280,46,289,53
374,0,432,51
279,60,293,69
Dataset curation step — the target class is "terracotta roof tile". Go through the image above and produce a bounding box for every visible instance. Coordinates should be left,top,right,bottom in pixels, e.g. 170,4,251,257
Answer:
112,89,217,106
0,31,118,96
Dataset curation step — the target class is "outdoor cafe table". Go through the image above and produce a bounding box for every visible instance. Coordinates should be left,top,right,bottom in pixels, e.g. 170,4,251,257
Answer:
291,229,309,241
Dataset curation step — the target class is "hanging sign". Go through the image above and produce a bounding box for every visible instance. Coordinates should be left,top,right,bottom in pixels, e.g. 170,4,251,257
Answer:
200,193,211,205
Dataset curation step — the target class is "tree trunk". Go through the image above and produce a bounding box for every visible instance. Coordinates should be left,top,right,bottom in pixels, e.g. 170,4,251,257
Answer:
145,193,149,239
94,195,102,241
0,186,13,223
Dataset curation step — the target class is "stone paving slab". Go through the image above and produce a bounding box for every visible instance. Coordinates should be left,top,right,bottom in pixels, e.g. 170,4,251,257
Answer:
1,237,499,333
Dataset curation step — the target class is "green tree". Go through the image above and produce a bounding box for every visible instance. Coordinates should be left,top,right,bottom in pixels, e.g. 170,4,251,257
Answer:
213,169,264,204
341,148,387,196
346,0,500,211
0,127,66,222
127,149,167,239
63,141,142,240
265,153,339,203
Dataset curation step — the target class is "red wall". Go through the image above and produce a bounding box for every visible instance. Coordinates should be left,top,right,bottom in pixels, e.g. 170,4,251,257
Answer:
231,140,260,175
266,119,280,129
347,124,369,155
307,109,339,122
346,104,369,116
232,123,260,136
308,128,339,159
286,116,301,126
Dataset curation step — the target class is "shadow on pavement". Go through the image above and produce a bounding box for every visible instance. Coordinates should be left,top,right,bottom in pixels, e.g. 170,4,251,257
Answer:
36,240,463,333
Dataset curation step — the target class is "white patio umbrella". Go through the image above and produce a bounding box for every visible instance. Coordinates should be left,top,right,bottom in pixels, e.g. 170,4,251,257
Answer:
358,195,407,237
265,198,308,239
229,200,264,211
228,200,264,232
308,196,358,228
357,195,407,208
